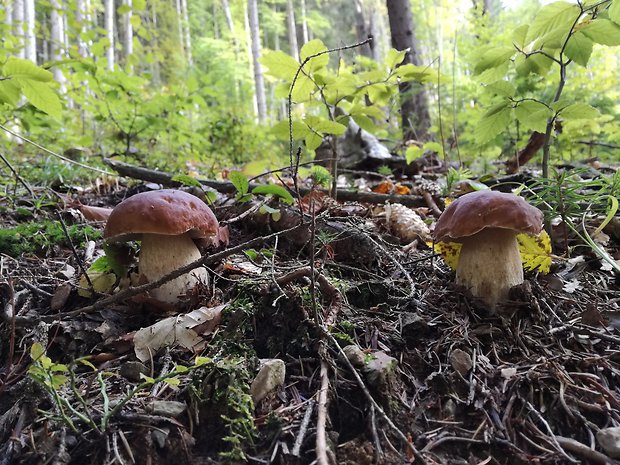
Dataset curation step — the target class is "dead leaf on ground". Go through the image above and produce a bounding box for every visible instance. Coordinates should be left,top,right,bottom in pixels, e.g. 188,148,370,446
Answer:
133,304,225,362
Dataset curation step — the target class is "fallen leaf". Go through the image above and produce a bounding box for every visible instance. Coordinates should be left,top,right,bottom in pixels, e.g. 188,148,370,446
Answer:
518,230,552,274
372,181,393,194
427,240,462,270
133,304,225,362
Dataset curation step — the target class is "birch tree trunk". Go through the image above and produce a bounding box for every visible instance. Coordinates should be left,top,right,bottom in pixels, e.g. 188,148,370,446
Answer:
175,0,184,50
104,0,115,70
122,0,133,66
248,0,267,122
300,0,309,44
286,0,299,60
24,0,36,62
386,0,431,142
76,0,88,57
244,2,258,117
13,0,25,58
50,0,66,86
5,0,13,29
181,0,192,65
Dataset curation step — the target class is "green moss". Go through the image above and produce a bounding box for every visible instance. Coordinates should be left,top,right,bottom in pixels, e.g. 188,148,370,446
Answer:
0,220,102,257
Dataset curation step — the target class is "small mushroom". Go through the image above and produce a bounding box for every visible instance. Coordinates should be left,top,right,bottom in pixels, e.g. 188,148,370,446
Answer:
433,190,543,309
104,190,221,303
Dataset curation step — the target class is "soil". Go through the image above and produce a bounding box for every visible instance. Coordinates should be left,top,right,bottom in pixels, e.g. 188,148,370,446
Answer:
1,177,619,465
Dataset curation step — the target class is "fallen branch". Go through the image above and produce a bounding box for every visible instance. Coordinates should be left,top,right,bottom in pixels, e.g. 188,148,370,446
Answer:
103,158,426,208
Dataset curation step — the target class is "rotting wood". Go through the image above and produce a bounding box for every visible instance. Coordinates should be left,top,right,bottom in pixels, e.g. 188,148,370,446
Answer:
102,158,427,208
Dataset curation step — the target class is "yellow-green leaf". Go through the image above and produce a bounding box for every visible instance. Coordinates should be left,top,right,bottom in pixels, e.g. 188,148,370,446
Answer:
518,231,552,273
427,240,462,271
19,79,62,119
3,57,53,81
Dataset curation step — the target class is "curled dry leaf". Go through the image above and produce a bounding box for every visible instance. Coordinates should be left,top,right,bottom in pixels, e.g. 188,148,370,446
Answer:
133,304,225,362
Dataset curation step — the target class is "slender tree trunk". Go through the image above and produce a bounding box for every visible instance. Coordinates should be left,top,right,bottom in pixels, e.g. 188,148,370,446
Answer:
181,0,192,65
244,2,259,117
286,0,299,60
353,0,372,58
122,0,133,67
50,0,66,86
386,0,431,142
248,0,267,122
24,0,36,62
300,0,309,44
13,0,25,58
76,0,88,57
104,0,114,70
175,0,183,50
150,2,161,85
368,4,383,62
5,0,13,28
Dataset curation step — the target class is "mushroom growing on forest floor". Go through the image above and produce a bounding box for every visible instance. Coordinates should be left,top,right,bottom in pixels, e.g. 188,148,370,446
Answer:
433,190,544,310
104,189,221,304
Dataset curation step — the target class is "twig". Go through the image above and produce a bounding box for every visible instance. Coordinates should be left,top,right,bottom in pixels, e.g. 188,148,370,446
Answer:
292,400,315,456
315,352,332,465
526,401,579,463
555,436,619,465
56,212,94,291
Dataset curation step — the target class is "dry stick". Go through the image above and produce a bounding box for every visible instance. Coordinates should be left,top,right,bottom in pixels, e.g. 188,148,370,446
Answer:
15,224,302,325
526,401,579,463
316,353,331,465
555,436,619,465
292,400,315,457
56,212,94,291
323,330,427,465
103,157,427,208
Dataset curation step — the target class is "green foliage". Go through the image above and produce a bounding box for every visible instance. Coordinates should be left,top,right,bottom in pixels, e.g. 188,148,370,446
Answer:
263,38,432,159
0,220,101,257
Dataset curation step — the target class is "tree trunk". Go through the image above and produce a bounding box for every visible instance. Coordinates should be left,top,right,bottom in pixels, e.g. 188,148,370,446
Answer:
50,0,66,86
13,0,25,58
286,0,299,60
353,0,372,58
244,2,259,117
181,0,192,65
5,0,13,28
300,0,309,44
104,0,114,70
386,0,432,142
248,0,267,122
122,0,133,67
76,0,88,57
24,0,36,62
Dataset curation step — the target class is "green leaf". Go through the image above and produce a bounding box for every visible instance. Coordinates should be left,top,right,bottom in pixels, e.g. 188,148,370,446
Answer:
512,24,530,48
385,48,407,69
304,116,347,136
3,57,53,81
0,80,22,106
229,171,249,196
475,102,513,144
271,120,309,140
172,174,202,189
423,141,444,155
139,373,155,383
526,2,580,44
163,377,180,386
30,342,45,361
473,47,515,75
194,356,212,367
252,184,295,205
351,114,375,132
558,103,599,120
130,15,141,28
564,31,593,66
306,132,323,151
290,74,315,101
582,19,620,45
405,146,423,165
300,39,329,72
515,100,552,132
19,79,62,119
484,80,516,98
261,50,301,80
610,1,620,24
117,4,131,14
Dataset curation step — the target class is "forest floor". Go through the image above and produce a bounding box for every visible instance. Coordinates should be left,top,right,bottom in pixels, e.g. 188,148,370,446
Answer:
1,164,619,465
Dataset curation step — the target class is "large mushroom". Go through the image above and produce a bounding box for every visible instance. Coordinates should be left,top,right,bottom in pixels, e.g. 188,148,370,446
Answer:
104,189,220,303
433,190,543,309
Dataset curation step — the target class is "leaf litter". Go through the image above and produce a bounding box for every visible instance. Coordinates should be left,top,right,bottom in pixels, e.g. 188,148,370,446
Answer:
0,177,619,465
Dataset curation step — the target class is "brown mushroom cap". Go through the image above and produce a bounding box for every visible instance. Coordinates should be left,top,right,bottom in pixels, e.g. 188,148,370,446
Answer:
433,190,543,242
104,189,219,243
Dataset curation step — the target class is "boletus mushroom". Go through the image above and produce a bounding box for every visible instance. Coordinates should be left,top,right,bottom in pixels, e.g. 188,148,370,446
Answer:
433,190,543,309
104,189,220,303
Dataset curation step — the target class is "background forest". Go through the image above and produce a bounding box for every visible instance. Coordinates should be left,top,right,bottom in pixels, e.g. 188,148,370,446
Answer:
1,0,618,181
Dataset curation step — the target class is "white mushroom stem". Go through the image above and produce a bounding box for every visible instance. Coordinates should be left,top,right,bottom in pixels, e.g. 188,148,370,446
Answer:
455,228,523,310
138,233,209,303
